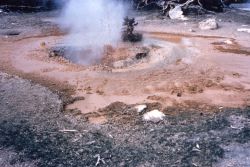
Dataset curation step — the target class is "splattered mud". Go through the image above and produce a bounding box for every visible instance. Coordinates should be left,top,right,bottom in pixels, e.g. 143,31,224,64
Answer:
212,39,250,56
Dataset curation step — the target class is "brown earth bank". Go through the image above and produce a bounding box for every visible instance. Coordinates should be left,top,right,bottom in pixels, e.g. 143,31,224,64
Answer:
0,8,250,167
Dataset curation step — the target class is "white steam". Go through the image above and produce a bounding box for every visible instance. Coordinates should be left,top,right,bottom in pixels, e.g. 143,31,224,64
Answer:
59,0,126,65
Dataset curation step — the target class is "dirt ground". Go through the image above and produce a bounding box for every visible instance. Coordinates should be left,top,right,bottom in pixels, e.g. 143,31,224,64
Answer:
0,72,250,167
0,9,250,113
0,8,250,167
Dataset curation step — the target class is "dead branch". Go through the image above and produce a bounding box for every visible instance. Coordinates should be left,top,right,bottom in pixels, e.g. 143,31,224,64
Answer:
59,129,78,133
94,154,105,166
0,5,44,10
132,0,226,14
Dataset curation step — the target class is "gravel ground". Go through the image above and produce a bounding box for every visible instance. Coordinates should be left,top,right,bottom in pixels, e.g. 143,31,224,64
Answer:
0,72,250,167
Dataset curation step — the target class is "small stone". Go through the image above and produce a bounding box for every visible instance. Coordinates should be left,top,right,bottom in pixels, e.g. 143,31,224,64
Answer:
189,29,195,32
135,104,147,113
48,46,66,58
143,110,165,123
224,40,233,45
237,28,250,33
177,92,182,97
40,42,46,48
199,18,218,30
49,51,56,57
96,90,104,95
113,60,124,68
135,52,148,60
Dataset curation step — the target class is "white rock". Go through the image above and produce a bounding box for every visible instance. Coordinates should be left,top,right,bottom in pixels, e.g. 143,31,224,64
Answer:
237,28,250,33
134,104,147,113
113,60,124,68
199,18,218,30
169,6,188,21
224,40,233,45
189,29,195,32
143,110,165,123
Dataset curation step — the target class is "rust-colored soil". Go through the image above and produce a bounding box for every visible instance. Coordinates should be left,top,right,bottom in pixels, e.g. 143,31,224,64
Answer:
0,12,250,116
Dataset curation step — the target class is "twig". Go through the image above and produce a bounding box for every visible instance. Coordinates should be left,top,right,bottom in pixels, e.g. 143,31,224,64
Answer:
0,5,44,10
94,154,105,166
59,129,78,133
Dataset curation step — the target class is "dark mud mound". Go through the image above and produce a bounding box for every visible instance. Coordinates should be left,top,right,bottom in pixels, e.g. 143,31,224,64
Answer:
0,72,250,167
48,46,102,65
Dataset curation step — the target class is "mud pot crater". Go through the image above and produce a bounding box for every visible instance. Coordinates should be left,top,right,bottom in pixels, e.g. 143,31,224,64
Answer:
48,36,198,72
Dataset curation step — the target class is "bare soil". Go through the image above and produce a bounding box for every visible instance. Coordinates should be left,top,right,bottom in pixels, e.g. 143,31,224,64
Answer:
0,9,250,167
0,72,250,167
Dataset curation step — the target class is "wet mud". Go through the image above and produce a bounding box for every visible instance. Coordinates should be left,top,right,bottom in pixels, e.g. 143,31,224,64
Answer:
0,9,250,167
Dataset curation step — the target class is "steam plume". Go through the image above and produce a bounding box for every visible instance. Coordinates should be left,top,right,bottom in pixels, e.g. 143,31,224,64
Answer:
59,0,126,65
